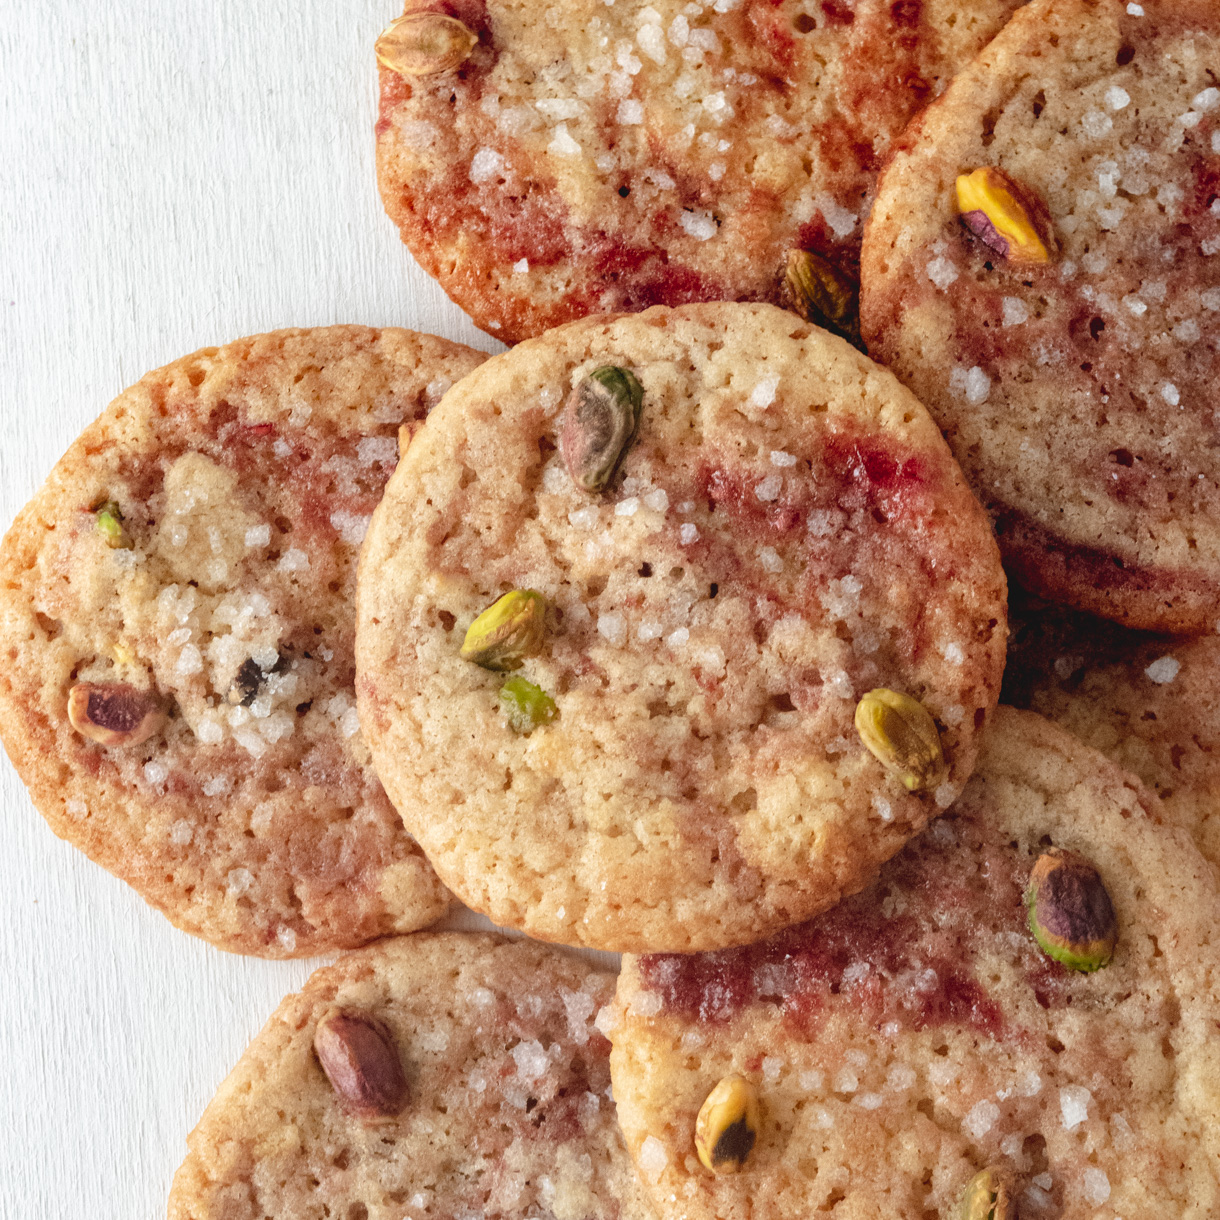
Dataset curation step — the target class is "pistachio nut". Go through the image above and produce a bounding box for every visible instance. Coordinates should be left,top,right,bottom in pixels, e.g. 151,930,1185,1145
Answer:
957,1167,1017,1220
783,249,861,345
313,1007,409,1122
460,590,546,670
375,11,478,77
94,500,132,549
694,1074,760,1175
1026,848,1117,972
67,682,165,747
560,366,644,493
499,676,557,733
854,688,946,792
956,167,1054,265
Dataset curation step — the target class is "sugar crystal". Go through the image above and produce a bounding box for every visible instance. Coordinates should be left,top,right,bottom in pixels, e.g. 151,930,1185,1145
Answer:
1060,1085,1091,1130
1082,1168,1111,1204
964,1099,1000,1138
1145,655,1180,684
750,375,780,408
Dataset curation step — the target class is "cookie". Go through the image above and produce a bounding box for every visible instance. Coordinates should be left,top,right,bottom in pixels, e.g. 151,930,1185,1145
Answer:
168,932,654,1220
860,0,1220,632
1003,591,1220,874
374,0,1022,343
0,326,486,956
356,303,1008,953
610,707,1220,1219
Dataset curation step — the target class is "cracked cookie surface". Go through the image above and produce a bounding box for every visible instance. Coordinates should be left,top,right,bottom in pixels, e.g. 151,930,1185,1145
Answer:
0,326,486,955
168,932,654,1220
357,303,1007,953
610,707,1220,1220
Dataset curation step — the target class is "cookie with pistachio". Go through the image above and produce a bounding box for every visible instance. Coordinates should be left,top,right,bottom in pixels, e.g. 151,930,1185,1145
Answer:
1002,588,1220,876
356,303,1008,954
610,707,1220,1220
860,0,1220,632
373,0,1022,344
0,326,487,956
169,932,655,1220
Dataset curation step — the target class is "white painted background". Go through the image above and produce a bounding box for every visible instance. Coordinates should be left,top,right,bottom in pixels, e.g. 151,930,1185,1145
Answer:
0,3,517,1215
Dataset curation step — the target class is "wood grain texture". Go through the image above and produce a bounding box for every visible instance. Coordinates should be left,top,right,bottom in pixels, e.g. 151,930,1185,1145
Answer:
0,2,535,1216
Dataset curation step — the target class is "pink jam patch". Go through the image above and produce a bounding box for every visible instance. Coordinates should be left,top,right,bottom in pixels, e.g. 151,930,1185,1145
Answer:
639,810,1076,1039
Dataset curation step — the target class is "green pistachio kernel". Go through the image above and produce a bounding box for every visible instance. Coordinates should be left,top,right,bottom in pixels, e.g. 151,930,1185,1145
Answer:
957,1167,1017,1220
854,688,947,793
560,365,644,493
783,248,862,346
694,1074,761,1175
460,590,546,671
94,500,131,549
1026,848,1117,972
499,676,557,734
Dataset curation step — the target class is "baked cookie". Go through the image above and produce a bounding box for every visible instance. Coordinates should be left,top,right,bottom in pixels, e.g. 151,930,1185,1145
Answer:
0,326,486,956
168,932,654,1220
610,707,1220,1219
356,303,1008,953
1004,590,1220,873
374,0,1022,343
861,0,1220,632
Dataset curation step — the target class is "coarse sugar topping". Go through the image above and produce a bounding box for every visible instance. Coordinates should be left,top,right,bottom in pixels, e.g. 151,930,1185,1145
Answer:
863,1,1220,629
358,304,1008,952
637,804,1092,1037
376,0,1024,340
0,327,483,956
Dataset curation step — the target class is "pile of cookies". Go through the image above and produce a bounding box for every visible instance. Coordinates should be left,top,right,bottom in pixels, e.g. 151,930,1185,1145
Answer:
2,0,1218,1216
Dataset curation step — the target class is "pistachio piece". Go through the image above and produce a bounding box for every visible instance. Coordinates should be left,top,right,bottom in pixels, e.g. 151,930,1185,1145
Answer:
460,590,546,670
1026,848,1117,972
228,652,288,706
560,366,644,493
314,1007,409,1122
783,249,861,345
94,500,132,549
694,1075,760,1175
375,11,478,77
499,676,557,733
956,167,1054,265
957,1167,1017,1220
67,683,165,747
854,688,946,792
229,658,265,706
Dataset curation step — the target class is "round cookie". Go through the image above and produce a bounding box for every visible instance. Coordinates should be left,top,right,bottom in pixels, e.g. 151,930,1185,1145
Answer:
1003,591,1220,873
860,0,1220,632
374,0,1022,343
356,303,1008,953
168,932,654,1220
610,707,1220,1219
0,326,486,956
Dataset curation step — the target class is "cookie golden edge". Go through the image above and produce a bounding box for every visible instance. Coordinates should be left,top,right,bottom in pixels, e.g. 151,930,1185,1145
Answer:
0,325,487,956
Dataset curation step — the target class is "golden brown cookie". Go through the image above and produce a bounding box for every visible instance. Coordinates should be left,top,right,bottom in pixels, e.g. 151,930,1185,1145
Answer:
610,708,1220,1219
168,933,654,1220
357,303,1007,953
374,0,1022,343
0,326,486,956
861,0,1220,631
1004,590,1220,874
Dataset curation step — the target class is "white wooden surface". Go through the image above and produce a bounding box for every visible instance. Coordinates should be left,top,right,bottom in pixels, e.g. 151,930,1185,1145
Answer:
0,3,510,1215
